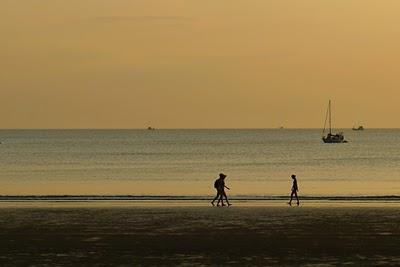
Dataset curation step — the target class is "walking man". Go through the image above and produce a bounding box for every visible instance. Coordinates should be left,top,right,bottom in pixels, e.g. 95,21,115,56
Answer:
288,174,300,206
211,173,231,206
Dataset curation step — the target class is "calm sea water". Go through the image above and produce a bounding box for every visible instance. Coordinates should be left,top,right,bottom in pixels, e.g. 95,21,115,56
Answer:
0,129,400,196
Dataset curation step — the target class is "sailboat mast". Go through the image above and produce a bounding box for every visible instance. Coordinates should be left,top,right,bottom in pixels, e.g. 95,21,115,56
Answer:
329,100,332,135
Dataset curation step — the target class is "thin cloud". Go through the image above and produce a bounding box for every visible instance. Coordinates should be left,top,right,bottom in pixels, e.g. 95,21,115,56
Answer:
95,15,195,23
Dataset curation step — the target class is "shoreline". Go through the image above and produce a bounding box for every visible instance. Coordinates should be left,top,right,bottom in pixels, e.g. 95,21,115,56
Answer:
1,199,400,208
2,195,400,208
1,194,400,200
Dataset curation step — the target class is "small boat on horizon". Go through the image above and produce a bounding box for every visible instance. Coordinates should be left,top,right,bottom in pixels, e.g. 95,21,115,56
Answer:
322,100,347,143
352,125,364,131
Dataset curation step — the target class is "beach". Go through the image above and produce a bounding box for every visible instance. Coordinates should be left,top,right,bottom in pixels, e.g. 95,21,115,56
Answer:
1,202,400,266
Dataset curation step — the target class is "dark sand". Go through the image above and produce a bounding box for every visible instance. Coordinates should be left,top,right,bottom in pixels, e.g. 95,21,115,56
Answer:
1,203,400,266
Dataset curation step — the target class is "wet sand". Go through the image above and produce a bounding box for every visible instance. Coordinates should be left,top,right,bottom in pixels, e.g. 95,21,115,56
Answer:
1,203,400,266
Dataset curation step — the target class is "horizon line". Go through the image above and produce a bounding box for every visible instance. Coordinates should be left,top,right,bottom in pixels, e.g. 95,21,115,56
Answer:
0,127,399,130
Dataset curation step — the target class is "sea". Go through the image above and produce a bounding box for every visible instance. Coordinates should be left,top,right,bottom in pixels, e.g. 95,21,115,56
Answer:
0,129,400,198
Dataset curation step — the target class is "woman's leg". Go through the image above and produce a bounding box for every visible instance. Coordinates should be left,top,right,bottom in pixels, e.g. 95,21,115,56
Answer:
218,193,224,206
289,191,294,205
223,192,230,206
294,191,299,205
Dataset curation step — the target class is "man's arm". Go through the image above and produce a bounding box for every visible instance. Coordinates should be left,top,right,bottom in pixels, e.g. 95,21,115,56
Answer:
225,185,230,190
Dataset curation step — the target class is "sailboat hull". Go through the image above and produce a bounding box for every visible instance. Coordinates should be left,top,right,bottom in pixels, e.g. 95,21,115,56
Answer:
322,134,346,143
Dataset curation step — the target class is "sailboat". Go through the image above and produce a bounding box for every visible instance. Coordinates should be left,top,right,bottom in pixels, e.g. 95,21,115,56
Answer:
322,100,347,143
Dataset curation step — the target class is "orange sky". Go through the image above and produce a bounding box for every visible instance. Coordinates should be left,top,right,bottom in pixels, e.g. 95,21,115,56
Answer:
1,0,400,128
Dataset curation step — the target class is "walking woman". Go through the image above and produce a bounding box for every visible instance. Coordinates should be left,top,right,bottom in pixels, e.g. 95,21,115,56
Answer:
288,174,300,206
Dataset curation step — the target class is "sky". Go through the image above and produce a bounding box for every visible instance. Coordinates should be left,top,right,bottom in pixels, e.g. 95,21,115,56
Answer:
1,0,400,129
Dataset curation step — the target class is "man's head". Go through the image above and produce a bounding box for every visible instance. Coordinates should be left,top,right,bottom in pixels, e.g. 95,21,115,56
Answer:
219,173,227,179
291,174,296,179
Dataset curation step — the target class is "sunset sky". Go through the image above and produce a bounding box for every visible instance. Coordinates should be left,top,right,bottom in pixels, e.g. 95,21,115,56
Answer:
1,0,400,128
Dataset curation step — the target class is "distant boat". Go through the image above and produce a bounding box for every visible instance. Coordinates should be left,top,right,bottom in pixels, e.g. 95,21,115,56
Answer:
322,100,347,143
352,125,364,131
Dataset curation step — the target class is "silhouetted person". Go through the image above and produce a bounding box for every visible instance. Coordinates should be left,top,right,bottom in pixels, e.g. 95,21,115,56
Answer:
211,173,231,206
211,174,223,206
218,173,231,206
288,174,300,206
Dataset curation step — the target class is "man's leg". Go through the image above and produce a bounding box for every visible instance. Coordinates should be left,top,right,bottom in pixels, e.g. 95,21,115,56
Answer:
211,192,220,206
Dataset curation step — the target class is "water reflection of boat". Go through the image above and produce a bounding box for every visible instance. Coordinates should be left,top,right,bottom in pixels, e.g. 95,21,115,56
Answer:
322,100,347,143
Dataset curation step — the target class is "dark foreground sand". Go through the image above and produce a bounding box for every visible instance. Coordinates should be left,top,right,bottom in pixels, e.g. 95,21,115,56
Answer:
1,203,400,266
